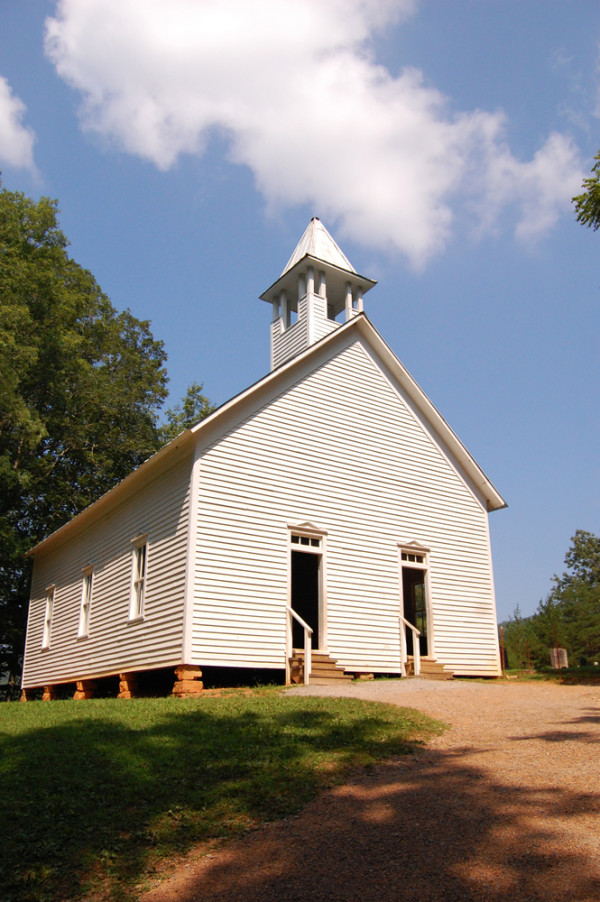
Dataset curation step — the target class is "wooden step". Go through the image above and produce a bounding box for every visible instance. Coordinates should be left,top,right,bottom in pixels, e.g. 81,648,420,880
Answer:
290,650,353,683
416,658,454,681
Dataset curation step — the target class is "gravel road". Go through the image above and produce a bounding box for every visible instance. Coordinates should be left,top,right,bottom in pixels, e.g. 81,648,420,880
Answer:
143,679,600,902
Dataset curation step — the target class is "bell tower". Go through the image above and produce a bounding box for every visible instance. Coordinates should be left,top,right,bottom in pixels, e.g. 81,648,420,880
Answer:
260,218,376,370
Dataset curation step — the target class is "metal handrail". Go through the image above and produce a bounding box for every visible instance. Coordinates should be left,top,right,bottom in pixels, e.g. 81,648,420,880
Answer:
286,606,313,686
399,615,421,677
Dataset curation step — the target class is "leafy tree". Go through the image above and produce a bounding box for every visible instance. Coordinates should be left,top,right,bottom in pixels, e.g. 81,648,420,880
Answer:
158,381,215,445
555,529,600,588
547,530,600,665
0,182,170,689
502,605,538,670
573,150,600,230
508,531,600,670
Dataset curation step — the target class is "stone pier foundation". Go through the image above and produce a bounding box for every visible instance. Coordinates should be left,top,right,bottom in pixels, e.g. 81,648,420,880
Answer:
172,665,203,697
73,680,96,700
117,672,139,699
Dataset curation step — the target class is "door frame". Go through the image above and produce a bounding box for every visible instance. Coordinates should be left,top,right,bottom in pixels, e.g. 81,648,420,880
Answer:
398,541,435,659
287,523,328,652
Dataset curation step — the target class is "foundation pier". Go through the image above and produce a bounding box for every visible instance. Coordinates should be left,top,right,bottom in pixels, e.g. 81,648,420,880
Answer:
73,680,97,700
117,672,139,699
42,685,57,701
172,665,203,698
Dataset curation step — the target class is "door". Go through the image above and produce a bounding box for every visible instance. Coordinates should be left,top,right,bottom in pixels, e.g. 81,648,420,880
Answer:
291,549,320,649
402,566,428,657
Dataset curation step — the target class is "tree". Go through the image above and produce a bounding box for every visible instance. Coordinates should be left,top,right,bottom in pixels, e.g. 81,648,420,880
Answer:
502,606,538,670
0,182,170,689
502,531,600,670
157,381,215,445
547,531,600,665
573,150,600,230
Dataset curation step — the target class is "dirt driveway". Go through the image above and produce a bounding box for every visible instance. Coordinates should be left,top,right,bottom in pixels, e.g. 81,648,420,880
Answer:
144,679,600,902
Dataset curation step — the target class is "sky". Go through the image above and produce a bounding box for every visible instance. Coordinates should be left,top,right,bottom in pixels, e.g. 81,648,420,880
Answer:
0,0,598,623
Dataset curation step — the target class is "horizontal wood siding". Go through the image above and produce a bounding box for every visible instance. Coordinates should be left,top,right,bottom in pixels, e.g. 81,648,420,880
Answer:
311,295,338,343
22,455,192,688
191,337,500,676
271,295,309,368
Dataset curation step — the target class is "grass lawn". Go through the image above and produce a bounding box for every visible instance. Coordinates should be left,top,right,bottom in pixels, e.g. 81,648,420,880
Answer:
0,689,443,901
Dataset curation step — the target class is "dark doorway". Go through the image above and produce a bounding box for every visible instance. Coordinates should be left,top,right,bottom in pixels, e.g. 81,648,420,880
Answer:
291,550,320,649
402,567,428,656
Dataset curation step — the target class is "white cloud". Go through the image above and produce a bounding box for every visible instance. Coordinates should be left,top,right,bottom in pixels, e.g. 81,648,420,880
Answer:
45,0,582,267
0,76,36,172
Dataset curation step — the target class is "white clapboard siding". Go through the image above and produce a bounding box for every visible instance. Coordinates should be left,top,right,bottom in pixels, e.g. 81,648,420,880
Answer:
22,455,192,688
191,333,501,676
271,295,310,369
311,295,339,344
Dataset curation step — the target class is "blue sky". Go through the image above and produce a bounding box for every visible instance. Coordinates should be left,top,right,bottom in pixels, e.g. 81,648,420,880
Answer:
1,0,598,622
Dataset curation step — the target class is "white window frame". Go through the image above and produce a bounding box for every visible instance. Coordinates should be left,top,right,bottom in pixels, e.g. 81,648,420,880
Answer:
129,535,148,621
78,565,94,638
42,585,55,649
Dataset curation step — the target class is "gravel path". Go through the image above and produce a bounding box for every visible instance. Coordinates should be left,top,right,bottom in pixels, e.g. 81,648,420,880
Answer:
143,679,600,902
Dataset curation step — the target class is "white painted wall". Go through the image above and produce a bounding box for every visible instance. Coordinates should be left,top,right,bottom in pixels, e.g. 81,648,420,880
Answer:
191,333,501,676
22,455,192,688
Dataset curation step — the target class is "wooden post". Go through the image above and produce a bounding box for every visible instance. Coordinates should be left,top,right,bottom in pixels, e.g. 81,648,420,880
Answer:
73,680,96,700
345,282,353,321
554,624,562,674
20,688,35,702
172,665,203,698
117,673,138,699
42,685,57,701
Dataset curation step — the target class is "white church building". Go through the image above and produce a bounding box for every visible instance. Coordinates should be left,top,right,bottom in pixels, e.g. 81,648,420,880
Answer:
21,219,506,699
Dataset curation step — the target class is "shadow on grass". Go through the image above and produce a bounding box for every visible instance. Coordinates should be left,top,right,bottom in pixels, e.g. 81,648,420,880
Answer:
153,745,600,902
0,695,435,901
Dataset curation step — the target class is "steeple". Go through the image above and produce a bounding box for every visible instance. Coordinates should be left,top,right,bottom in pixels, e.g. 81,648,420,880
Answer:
260,218,376,370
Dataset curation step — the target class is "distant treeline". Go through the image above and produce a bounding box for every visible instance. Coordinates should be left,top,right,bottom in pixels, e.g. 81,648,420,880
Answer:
501,530,600,670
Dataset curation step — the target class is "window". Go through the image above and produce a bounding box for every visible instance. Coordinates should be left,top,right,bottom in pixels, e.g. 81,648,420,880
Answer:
42,586,55,649
78,566,93,638
291,534,321,548
129,538,147,620
401,551,424,564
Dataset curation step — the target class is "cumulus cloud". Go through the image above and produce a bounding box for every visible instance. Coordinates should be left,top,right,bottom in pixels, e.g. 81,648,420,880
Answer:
45,0,582,266
0,76,36,172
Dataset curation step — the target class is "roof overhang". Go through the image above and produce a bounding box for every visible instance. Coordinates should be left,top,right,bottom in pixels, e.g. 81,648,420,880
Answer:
260,253,376,308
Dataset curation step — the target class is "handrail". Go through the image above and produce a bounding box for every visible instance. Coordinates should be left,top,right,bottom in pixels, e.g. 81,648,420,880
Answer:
286,606,313,686
399,615,421,677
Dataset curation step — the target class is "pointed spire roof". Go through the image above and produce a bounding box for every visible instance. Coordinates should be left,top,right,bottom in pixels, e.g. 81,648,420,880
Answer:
281,217,357,276
260,218,376,307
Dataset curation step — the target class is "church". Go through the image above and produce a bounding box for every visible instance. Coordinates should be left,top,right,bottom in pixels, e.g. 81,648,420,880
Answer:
21,219,506,699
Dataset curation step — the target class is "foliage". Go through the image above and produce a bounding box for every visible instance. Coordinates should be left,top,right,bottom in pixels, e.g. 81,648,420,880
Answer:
573,150,600,230
0,692,442,901
503,531,600,669
157,380,215,444
0,182,173,687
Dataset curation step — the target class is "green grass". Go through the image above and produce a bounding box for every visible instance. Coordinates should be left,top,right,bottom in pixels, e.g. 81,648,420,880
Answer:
0,691,442,901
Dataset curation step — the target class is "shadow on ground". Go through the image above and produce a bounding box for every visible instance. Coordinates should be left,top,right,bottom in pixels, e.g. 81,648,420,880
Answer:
150,742,600,902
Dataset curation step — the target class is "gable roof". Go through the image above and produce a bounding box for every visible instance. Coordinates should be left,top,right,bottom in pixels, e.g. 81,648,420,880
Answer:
29,314,506,557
